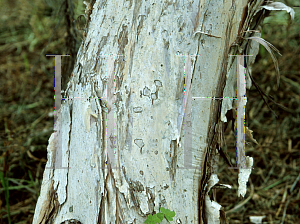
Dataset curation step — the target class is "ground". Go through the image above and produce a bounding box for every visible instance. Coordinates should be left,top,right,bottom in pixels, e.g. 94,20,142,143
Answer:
0,0,299,223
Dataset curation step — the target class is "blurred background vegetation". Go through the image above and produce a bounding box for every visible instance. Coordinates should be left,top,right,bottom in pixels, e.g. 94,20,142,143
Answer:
0,0,299,223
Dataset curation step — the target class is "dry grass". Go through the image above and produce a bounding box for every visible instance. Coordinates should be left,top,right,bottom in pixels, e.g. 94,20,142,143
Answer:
0,0,83,223
217,2,300,222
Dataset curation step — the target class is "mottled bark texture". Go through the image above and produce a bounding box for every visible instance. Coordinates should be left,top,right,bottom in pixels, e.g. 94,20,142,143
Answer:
33,0,268,223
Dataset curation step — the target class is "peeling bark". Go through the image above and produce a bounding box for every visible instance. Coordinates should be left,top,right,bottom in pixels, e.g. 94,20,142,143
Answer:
33,0,268,223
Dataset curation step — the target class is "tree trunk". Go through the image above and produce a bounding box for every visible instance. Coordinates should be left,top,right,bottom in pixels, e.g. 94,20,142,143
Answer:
33,0,268,223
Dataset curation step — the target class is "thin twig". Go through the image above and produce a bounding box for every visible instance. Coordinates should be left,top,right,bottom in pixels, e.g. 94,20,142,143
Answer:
281,199,290,224
194,31,221,38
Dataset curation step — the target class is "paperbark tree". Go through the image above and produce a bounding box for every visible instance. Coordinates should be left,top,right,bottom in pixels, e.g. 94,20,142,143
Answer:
32,0,282,223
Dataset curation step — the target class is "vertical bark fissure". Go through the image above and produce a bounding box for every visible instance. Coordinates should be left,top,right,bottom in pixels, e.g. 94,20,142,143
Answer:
97,193,105,224
199,1,237,222
34,0,271,223
62,101,72,209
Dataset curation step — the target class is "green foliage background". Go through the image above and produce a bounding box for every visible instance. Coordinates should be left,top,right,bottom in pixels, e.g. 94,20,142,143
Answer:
0,0,299,223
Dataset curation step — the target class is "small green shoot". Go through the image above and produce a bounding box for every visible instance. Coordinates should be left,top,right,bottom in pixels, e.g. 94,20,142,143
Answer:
0,171,11,224
144,207,175,224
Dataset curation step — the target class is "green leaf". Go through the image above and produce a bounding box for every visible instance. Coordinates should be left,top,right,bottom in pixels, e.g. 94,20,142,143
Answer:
156,213,164,221
160,207,176,221
144,214,163,224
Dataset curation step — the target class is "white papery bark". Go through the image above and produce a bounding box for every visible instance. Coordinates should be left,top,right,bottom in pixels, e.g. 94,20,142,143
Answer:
33,0,265,223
